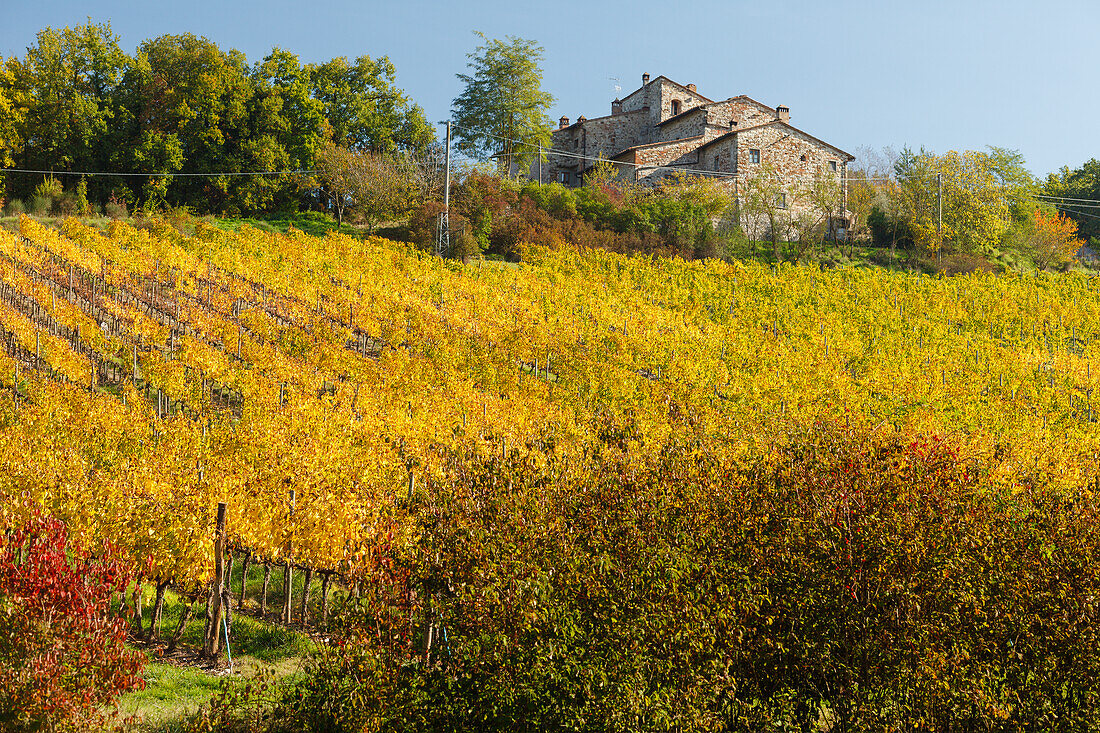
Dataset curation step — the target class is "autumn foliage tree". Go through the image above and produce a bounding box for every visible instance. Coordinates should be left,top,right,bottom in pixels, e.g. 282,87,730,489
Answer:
0,514,145,732
1021,209,1083,270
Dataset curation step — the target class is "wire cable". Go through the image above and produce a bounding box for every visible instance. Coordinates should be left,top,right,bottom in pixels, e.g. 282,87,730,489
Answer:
0,167,315,177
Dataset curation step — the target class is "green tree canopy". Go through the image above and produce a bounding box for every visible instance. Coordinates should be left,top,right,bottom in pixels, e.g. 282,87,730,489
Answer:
1044,159,1100,243
451,33,554,176
309,55,433,155
3,21,129,198
0,24,433,215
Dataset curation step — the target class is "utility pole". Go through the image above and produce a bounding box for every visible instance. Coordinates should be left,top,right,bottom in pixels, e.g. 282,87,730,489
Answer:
538,144,543,185
937,172,943,263
438,121,451,257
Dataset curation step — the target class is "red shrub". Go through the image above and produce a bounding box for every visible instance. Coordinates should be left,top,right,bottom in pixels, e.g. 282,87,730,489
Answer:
0,514,145,731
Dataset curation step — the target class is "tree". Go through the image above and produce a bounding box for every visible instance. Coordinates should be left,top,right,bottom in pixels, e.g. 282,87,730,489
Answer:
936,150,1013,255
314,142,359,226
844,170,875,244
314,142,417,231
775,170,844,263
0,514,144,731
1018,209,1083,271
112,33,255,212
0,62,24,170
3,22,129,200
893,147,940,254
452,33,554,176
309,55,433,155
740,163,789,261
1045,159,1100,242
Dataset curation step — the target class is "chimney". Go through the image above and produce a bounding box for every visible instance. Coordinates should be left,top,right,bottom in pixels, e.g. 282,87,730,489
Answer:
611,98,622,115
776,105,790,123
559,115,570,129
686,83,696,93
642,72,650,85
577,115,587,124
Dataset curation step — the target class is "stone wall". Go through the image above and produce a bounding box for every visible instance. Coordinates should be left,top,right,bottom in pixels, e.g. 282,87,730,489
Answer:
620,76,707,128
728,122,850,239
726,98,776,127
658,108,707,142
544,110,650,185
542,76,853,238
624,136,705,185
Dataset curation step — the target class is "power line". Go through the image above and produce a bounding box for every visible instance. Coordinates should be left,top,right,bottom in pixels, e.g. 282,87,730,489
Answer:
456,123,890,183
1049,204,1100,223
1035,193,1100,205
0,167,315,177
1042,201,1100,210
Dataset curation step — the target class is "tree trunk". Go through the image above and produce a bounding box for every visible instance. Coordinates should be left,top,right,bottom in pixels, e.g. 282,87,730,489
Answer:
261,562,271,617
238,551,250,611
300,567,313,628
203,503,227,659
166,591,199,655
150,579,169,641
321,572,332,628
131,583,144,639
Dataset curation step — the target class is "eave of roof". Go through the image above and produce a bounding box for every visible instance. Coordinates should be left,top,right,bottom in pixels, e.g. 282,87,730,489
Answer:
696,119,855,161
552,108,647,134
610,135,706,160
619,75,714,105
656,106,708,127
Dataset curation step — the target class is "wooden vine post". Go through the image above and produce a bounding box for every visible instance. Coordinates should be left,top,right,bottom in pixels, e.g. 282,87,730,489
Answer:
281,490,295,624
204,502,228,659
320,571,332,628
238,549,250,611
260,562,271,617
300,566,313,628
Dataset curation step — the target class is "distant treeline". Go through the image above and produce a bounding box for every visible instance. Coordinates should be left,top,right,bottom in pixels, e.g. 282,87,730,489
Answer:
0,22,434,215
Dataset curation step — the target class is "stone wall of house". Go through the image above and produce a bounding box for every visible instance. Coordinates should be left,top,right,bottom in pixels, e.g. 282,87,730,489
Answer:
729,122,850,239
542,77,852,236
726,98,776,127
628,136,705,184
698,134,739,176
543,110,651,185
658,108,707,142
620,75,707,127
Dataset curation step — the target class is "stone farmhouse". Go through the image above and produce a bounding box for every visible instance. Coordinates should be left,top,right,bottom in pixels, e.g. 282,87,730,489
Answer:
541,73,855,238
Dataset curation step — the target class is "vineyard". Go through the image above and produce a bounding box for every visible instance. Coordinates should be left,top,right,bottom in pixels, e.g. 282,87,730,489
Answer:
4,216,1100,726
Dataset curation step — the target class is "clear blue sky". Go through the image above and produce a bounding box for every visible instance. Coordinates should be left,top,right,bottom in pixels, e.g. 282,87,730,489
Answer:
3,0,1097,177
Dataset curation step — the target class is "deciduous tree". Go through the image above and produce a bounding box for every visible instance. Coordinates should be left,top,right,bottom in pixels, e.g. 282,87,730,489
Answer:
452,33,554,176
309,55,432,155
1020,209,1083,271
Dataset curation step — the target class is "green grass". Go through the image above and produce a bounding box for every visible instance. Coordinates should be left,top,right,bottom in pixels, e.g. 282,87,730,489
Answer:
117,662,227,731
214,210,363,238
0,209,365,240
118,570,328,730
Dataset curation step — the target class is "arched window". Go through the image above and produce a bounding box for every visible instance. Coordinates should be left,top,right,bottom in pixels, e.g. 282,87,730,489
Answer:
670,99,681,116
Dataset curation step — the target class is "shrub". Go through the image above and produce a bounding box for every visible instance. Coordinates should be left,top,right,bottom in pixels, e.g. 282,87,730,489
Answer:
4,198,24,216
227,419,1100,731
105,194,128,220
33,176,63,202
55,192,81,216
0,514,144,731
935,251,997,275
407,200,447,252
28,196,51,216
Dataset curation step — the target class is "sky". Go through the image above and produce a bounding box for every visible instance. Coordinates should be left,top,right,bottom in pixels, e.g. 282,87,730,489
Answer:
2,0,1097,178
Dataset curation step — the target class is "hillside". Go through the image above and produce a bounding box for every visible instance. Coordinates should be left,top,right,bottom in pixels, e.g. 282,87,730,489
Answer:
4,216,1100,727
